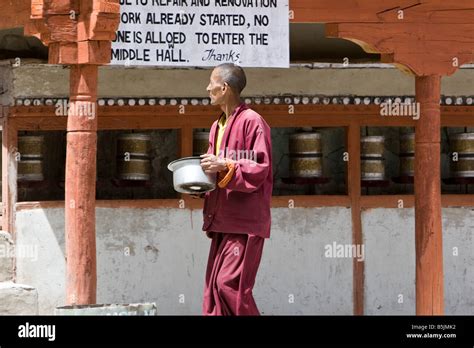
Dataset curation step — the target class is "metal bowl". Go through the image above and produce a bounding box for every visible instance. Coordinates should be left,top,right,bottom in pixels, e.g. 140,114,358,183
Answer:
167,156,216,194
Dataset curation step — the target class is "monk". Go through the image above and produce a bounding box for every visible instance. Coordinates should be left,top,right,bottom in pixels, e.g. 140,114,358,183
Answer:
198,63,273,316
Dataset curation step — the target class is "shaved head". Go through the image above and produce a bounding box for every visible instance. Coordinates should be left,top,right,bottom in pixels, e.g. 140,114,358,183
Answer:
214,63,247,95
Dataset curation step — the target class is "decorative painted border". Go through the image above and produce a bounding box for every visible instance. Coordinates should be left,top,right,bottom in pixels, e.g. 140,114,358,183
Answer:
12,95,474,107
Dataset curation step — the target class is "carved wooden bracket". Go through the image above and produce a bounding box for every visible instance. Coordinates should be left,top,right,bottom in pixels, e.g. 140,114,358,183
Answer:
293,1,474,76
25,0,120,65
327,21,474,76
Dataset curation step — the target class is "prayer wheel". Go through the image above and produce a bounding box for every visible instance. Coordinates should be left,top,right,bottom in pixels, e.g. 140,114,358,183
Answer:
289,156,322,178
116,134,152,181
361,136,385,180
18,135,44,181
451,133,474,154
289,132,323,178
289,132,321,154
400,133,415,155
400,156,415,177
451,133,474,178
361,136,385,158
116,158,152,181
400,133,415,177
193,131,210,156
361,159,385,180
451,158,474,178
117,133,151,157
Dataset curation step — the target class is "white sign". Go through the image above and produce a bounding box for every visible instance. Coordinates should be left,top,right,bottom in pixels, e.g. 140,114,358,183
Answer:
111,0,289,68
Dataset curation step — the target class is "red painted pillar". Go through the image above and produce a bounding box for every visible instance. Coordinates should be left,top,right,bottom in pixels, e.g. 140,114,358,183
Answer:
414,75,444,315
65,65,98,305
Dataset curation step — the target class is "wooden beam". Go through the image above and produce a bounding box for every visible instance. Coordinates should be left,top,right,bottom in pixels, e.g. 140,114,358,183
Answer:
360,194,474,209
9,104,445,131
271,195,351,208
290,0,474,24
441,194,474,207
0,0,31,30
15,195,352,211
5,0,474,33
15,193,474,212
361,195,415,209
290,0,416,23
9,104,474,123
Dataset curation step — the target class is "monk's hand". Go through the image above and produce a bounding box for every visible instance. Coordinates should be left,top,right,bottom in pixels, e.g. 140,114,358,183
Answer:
200,154,227,174
205,231,214,239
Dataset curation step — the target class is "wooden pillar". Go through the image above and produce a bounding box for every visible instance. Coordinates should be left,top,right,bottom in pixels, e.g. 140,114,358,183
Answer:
346,122,364,315
414,75,444,315
2,116,18,238
24,0,120,307
65,65,98,305
180,125,193,158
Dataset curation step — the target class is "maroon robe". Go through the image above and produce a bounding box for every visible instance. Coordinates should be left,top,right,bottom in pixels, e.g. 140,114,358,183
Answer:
203,232,265,315
202,102,272,316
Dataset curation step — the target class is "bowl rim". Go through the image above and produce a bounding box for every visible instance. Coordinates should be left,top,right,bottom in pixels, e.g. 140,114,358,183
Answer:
167,156,202,171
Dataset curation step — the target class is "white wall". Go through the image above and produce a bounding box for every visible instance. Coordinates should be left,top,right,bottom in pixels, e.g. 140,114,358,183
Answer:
16,205,474,315
15,206,353,315
363,208,474,315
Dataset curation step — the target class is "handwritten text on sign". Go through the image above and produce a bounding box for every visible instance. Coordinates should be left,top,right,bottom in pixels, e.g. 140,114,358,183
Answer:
111,0,289,68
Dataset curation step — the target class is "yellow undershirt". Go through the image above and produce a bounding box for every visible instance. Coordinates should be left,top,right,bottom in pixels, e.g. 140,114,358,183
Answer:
215,112,227,156
214,111,237,188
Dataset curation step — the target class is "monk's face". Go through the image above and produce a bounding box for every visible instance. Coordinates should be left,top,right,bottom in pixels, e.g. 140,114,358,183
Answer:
207,68,228,105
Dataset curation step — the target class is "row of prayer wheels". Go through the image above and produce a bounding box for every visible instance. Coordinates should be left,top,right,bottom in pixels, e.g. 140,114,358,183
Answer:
16,134,155,182
14,131,474,182
181,130,474,180
193,129,326,178
287,131,474,180
361,132,474,180
194,129,325,178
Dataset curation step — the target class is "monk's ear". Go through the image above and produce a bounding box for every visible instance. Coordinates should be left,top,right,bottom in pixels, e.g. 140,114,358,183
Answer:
222,82,230,93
